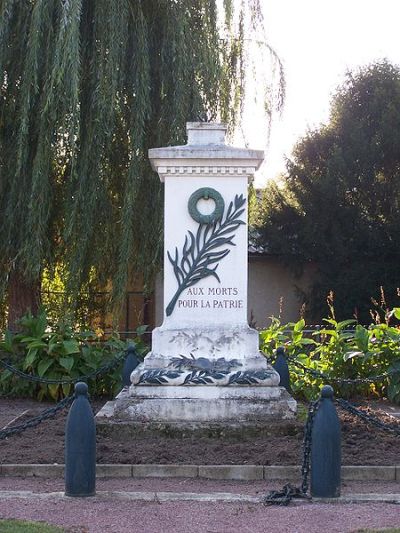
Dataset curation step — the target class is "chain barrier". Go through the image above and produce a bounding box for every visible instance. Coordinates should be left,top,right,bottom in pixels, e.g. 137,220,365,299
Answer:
262,483,305,506
0,348,129,441
300,399,319,494
263,399,320,505
288,357,398,385
335,397,400,436
264,394,400,505
0,394,74,440
264,347,400,505
0,349,126,385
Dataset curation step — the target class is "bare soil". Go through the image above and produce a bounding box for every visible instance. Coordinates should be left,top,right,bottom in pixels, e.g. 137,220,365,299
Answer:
0,398,399,465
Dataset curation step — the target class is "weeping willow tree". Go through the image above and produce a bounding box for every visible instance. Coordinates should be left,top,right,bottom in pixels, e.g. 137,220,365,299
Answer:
0,0,283,328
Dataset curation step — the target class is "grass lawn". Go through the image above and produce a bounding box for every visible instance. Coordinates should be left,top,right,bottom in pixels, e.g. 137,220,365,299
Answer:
0,519,65,533
355,529,400,533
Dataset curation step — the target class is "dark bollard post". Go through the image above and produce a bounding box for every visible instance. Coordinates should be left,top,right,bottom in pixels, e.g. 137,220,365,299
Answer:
122,344,141,387
273,346,291,393
65,382,96,497
311,385,341,498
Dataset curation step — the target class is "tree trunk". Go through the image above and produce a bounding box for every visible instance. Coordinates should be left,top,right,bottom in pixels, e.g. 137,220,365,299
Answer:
7,270,41,331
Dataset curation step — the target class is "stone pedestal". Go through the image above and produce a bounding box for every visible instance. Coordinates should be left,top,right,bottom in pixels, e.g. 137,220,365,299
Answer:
97,122,296,429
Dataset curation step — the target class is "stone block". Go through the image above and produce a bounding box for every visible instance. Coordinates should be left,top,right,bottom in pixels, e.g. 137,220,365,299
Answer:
342,466,396,481
263,466,300,481
198,465,263,480
97,387,297,427
96,464,132,478
0,464,64,478
131,464,198,478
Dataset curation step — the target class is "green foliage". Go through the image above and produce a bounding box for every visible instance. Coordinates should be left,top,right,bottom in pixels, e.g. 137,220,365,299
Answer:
257,60,400,321
0,519,64,533
0,308,148,400
40,265,109,331
260,312,400,402
0,0,283,320
355,530,400,533
260,317,322,399
259,317,316,358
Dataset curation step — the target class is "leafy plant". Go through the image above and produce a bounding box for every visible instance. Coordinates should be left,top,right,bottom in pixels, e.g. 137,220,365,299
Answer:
259,317,321,399
259,317,316,358
0,308,148,400
259,310,400,401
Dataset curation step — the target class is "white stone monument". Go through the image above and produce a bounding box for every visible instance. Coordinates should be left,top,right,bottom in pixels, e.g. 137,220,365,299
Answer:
98,122,296,427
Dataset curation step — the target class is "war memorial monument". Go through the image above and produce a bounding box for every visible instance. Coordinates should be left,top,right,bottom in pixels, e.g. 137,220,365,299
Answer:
97,122,296,428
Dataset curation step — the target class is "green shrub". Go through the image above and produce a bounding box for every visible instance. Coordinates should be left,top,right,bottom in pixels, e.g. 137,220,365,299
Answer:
0,308,149,400
259,310,400,402
259,317,322,400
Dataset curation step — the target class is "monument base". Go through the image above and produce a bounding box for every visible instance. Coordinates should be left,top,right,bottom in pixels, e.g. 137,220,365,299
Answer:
96,383,296,431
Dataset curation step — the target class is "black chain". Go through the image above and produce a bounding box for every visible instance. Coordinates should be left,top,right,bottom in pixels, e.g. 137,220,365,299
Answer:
289,357,398,385
0,349,126,385
0,394,74,440
336,397,400,436
301,399,319,494
262,483,305,506
263,399,319,505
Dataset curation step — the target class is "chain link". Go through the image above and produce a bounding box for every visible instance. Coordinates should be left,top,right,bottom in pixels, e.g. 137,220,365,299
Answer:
335,397,400,436
263,399,319,505
0,394,74,440
0,349,126,385
301,399,319,494
289,357,398,385
262,483,306,506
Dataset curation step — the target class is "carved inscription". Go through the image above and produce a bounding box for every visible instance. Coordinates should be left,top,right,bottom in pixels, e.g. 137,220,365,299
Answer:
177,286,244,310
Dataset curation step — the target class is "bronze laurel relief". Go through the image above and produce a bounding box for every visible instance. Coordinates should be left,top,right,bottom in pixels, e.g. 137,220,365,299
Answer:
165,189,246,316
187,187,225,224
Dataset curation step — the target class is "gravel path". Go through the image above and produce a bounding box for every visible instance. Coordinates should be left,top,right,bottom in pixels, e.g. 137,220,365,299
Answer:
0,476,400,496
1,495,400,533
1,478,400,532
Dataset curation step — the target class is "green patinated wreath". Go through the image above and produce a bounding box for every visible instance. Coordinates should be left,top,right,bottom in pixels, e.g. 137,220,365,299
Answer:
188,187,225,224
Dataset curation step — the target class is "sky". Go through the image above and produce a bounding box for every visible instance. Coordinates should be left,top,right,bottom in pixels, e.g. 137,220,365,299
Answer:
250,0,400,187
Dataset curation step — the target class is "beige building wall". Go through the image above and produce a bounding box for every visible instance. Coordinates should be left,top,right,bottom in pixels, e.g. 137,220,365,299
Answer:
154,255,316,328
248,256,316,328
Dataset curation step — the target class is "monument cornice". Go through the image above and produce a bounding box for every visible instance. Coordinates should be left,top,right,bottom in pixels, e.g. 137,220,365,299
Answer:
155,164,258,181
149,122,264,181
